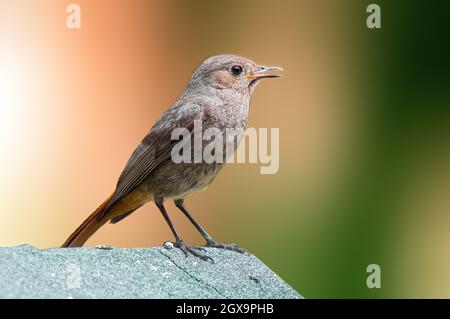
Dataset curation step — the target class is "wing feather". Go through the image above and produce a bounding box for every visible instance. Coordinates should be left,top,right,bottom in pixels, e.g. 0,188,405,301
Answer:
99,111,196,220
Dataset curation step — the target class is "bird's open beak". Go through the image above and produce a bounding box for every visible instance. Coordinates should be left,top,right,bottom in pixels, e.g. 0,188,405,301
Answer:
245,65,283,80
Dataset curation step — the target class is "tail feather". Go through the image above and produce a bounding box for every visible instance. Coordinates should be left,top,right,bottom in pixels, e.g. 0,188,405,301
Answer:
62,195,113,247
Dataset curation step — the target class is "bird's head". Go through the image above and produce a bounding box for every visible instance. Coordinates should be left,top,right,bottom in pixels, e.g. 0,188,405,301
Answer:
190,55,283,95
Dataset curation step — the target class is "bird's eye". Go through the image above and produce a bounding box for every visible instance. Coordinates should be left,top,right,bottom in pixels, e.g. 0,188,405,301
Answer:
230,65,243,76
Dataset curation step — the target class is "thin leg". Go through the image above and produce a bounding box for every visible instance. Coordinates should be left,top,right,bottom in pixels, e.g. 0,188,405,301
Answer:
174,199,214,242
155,198,183,243
155,198,212,262
174,199,246,254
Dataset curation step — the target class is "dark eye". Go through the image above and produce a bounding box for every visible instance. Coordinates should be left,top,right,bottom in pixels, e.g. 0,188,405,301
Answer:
230,65,243,76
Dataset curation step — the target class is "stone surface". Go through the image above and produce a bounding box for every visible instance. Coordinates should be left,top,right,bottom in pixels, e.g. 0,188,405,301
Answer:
0,245,302,299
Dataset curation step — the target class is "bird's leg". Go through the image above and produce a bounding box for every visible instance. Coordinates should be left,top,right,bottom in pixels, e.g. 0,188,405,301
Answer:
174,199,214,242
174,199,246,254
155,199,212,262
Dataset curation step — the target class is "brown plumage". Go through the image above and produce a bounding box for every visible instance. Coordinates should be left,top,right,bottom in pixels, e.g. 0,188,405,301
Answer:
62,194,112,247
62,191,148,247
62,55,282,260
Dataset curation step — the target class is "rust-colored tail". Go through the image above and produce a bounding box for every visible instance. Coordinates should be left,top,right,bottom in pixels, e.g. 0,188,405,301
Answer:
62,195,113,247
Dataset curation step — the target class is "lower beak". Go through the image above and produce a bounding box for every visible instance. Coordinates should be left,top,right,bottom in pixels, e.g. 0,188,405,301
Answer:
245,65,283,80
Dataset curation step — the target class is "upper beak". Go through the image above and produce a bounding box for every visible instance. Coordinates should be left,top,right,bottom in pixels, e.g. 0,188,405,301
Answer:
245,65,283,80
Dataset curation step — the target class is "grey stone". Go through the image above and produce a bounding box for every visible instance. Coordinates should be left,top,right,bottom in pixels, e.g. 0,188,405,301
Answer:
0,245,302,299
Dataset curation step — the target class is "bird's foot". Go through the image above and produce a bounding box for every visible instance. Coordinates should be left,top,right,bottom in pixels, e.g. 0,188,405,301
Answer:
172,240,213,263
206,240,247,254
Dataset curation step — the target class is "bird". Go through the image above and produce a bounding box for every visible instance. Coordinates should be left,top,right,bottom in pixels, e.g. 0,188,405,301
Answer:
62,55,282,261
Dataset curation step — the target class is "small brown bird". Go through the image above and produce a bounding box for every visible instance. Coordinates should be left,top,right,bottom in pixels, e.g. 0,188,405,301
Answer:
62,55,282,260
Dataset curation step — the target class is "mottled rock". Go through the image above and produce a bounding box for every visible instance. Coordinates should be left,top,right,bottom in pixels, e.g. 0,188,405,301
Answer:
0,245,302,299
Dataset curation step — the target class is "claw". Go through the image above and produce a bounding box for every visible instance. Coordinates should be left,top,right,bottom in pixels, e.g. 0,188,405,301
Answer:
171,241,214,263
206,240,247,254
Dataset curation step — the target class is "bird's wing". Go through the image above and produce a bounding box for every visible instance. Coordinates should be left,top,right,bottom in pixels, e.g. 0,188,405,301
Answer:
99,110,196,220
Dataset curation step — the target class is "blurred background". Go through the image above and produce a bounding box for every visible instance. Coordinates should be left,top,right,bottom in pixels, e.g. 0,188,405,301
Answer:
0,0,449,298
